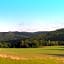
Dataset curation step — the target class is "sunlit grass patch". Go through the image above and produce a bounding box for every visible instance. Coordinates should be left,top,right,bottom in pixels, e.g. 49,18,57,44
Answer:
0,58,63,64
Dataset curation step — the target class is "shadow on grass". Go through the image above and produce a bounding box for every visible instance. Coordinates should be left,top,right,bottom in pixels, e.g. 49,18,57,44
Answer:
60,47,64,48
48,54,64,57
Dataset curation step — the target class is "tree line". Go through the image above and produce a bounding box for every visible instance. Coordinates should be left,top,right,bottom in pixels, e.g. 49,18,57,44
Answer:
0,39,64,48
0,28,64,48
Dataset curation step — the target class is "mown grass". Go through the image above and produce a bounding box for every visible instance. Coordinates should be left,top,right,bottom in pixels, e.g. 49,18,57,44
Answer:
0,46,64,64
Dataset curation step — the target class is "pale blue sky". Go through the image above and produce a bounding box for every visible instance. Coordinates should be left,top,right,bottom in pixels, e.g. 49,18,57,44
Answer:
0,0,64,32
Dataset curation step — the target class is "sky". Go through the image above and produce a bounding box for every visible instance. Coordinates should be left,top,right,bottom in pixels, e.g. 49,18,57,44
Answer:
0,0,64,32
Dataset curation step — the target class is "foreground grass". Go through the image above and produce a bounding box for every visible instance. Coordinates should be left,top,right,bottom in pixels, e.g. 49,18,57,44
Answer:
0,58,63,64
0,46,64,64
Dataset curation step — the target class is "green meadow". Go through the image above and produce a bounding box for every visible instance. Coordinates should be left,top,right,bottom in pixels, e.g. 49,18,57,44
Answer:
0,46,64,64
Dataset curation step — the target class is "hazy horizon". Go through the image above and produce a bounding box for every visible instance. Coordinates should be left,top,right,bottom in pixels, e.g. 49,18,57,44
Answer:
0,0,64,32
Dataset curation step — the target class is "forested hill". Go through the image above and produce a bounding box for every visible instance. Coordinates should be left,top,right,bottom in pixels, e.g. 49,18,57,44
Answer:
0,28,64,48
45,28,64,41
0,31,49,41
0,28,64,41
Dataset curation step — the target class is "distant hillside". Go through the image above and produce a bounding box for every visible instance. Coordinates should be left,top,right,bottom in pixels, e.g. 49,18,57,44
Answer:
46,28,64,41
0,28,64,48
0,28,64,41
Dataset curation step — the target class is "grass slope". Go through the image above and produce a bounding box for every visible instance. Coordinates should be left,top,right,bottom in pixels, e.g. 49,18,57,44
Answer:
0,46,64,64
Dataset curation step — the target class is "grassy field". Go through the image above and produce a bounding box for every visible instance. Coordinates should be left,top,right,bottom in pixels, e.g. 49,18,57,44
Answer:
0,46,64,64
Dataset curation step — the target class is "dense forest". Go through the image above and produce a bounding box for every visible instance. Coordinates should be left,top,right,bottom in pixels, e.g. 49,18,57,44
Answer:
0,28,64,48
